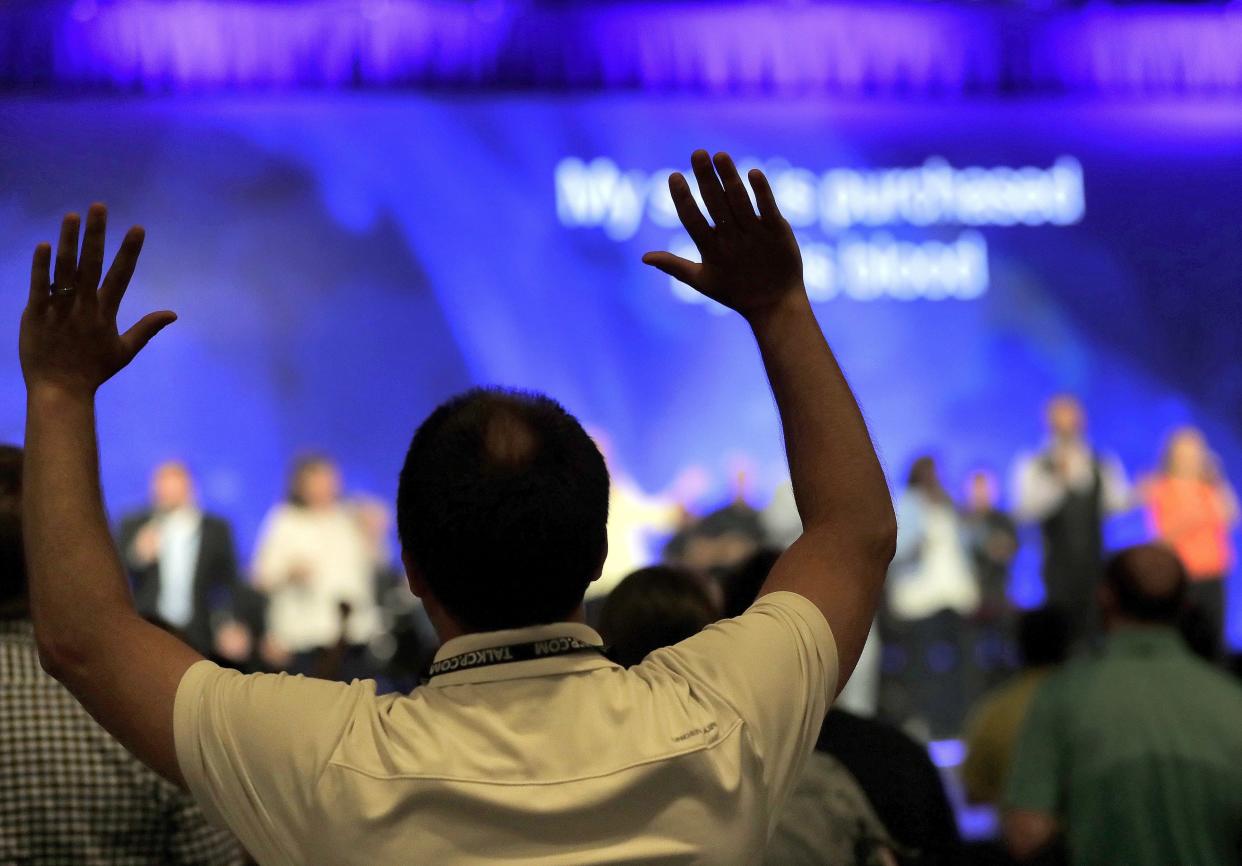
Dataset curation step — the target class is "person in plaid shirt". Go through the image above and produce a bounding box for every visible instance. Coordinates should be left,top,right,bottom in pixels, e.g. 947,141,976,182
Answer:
0,444,243,866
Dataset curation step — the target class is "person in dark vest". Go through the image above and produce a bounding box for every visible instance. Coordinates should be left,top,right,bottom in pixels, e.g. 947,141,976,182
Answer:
1013,395,1129,643
118,461,245,658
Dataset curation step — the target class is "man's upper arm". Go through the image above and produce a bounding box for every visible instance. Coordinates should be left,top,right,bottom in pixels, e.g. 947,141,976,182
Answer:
647,590,838,811
174,660,367,861
51,615,203,787
757,531,883,692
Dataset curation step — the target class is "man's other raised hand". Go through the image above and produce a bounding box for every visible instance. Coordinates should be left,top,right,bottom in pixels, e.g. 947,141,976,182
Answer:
21,204,175,399
642,150,804,322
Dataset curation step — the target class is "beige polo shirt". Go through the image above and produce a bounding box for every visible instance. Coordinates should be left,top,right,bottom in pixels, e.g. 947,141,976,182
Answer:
174,591,837,865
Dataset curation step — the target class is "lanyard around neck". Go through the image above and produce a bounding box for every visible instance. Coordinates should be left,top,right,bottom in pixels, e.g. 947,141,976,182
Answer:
423,635,610,682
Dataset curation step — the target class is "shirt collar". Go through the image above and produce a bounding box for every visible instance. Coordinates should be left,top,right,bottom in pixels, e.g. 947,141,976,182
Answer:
427,621,617,688
1105,626,1187,658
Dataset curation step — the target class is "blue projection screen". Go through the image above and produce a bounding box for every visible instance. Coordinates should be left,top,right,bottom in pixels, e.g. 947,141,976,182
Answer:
1,95,1240,640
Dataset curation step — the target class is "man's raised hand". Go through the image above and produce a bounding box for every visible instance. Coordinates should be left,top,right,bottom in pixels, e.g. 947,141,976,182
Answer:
642,150,804,321
20,204,176,398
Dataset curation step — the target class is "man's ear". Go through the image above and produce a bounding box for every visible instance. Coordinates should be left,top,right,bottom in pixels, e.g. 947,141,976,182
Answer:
589,538,609,585
402,550,427,599
400,554,463,644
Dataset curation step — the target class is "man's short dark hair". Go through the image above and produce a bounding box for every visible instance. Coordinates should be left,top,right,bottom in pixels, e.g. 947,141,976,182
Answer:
1017,607,1070,668
1104,544,1187,625
0,445,26,609
598,566,718,667
397,388,609,632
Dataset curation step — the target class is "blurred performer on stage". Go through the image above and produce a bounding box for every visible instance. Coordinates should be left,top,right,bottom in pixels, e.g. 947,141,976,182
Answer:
885,456,980,739
765,478,883,717
1143,426,1238,657
1013,395,1129,643
588,429,704,599
354,494,403,598
353,494,439,690
119,461,244,658
965,469,1021,684
965,469,1019,616
890,457,980,622
664,457,765,584
252,454,381,674
761,477,800,550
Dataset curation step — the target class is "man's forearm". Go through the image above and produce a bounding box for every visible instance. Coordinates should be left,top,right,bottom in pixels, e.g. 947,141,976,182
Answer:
19,207,202,785
750,290,894,549
24,387,138,670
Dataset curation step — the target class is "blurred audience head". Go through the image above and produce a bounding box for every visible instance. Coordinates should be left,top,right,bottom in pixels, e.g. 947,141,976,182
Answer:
1017,607,1070,669
288,453,342,509
1161,426,1215,481
0,445,24,613
149,460,195,511
720,548,781,619
1045,394,1086,441
966,468,999,513
397,387,609,633
906,455,948,502
1100,543,1187,628
598,566,719,667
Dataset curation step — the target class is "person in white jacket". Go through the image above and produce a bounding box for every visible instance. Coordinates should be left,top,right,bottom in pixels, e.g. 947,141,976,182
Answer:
252,454,381,662
884,455,980,738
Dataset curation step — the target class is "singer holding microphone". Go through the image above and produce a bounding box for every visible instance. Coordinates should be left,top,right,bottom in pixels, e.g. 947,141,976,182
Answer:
119,461,245,657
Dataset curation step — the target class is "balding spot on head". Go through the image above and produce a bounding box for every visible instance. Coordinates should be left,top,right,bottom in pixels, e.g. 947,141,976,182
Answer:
1106,543,1187,624
483,409,539,468
1122,545,1182,599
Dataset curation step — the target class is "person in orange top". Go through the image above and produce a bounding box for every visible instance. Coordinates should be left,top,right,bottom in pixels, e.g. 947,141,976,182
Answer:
1143,427,1239,655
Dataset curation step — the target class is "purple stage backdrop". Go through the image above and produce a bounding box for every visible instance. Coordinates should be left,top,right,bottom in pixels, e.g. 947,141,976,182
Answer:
1,2,1241,647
